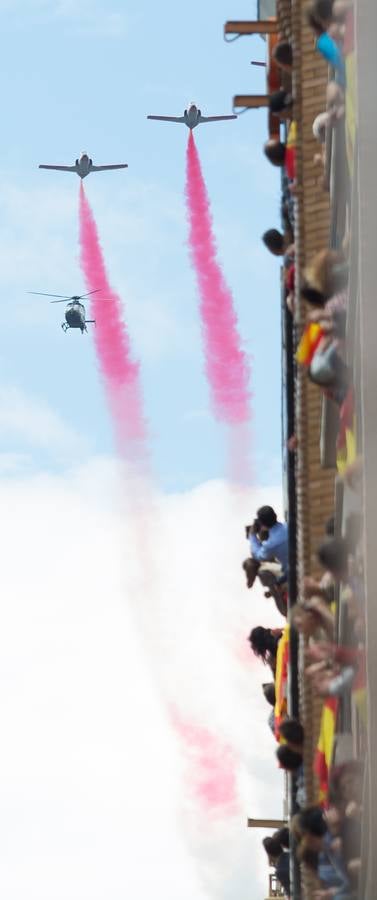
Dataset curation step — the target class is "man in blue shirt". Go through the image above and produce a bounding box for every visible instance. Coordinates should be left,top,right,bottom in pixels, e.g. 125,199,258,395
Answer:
248,506,289,580
306,7,346,87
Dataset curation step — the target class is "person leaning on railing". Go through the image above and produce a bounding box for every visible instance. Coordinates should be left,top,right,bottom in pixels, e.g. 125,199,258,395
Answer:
248,506,289,580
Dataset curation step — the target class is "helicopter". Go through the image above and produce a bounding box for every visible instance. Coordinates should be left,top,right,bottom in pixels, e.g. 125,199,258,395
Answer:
28,289,104,333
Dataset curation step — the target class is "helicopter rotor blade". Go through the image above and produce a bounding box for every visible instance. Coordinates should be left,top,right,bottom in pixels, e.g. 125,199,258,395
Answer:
28,289,111,304
78,295,113,302
78,290,103,299
28,291,72,299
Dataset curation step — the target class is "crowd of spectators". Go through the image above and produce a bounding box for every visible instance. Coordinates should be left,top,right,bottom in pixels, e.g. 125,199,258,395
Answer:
241,2,364,896
243,497,364,897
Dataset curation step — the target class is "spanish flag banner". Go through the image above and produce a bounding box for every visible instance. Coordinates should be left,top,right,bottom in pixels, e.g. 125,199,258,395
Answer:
336,386,357,474
286,120,297,147
296,323,324,367
285,121,297,181
274,625,290,741
314,697,338,803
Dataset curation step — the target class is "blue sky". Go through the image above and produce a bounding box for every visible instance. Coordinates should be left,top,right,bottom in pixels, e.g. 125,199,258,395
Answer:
0,0,282,490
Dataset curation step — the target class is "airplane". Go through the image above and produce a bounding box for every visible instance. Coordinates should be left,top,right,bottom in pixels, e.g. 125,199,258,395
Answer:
147,102,237,130
28,289,105,333
38,152,128,179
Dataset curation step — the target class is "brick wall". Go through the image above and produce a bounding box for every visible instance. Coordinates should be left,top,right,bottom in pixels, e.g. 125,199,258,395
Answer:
281,1,337,895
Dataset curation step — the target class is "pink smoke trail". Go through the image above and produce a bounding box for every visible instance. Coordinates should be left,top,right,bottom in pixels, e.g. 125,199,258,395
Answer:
170,707,239,816
185,132,251,428
78,183,147,461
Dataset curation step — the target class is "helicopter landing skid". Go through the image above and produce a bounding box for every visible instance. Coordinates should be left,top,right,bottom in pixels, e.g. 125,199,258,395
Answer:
61,322,69,332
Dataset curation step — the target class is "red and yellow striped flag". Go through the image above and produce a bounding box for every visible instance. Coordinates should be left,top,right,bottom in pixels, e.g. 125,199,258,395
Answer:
314,697,338,803
274,625,290,741
296,323,324,367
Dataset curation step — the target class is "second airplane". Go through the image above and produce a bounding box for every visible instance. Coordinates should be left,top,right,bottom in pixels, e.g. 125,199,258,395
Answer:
147,102,237,130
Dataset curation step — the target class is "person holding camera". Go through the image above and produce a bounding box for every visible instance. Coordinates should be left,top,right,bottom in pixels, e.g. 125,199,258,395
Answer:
247,506,289,580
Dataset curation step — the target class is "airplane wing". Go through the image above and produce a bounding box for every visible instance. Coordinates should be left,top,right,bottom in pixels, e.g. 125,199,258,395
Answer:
39,164,76,172
199,115,238,123
147,115,185,123
90,164,128,172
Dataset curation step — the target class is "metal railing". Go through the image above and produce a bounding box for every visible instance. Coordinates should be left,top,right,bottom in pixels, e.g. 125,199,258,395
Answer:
280,170,301,900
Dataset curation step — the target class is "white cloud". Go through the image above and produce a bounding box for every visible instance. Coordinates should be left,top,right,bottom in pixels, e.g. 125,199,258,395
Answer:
0,386,88,458
0,452,32,474
53,0,129,38
0,183,79,315
0,0,130,37
0,457,285,899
